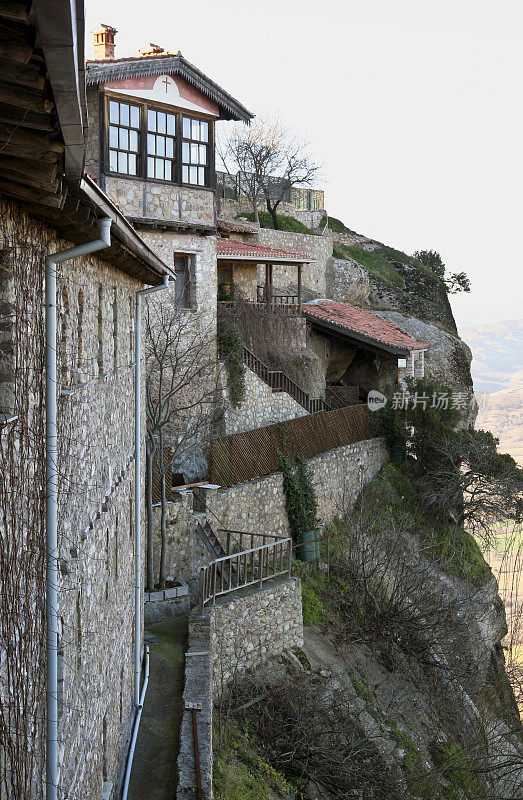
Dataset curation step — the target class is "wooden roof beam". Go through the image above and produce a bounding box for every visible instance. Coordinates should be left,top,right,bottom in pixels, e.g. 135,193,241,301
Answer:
0,18,34,63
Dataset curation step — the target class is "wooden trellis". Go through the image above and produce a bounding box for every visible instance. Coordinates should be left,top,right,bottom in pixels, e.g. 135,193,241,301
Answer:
209,404,373,488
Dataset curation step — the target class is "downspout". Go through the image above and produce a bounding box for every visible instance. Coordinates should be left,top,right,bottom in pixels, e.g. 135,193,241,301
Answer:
45,218,112,800
133,275,169,707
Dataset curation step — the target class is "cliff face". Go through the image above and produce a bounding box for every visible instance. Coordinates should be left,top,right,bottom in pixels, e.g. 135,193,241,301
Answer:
214,468,523,800
324,229,476,422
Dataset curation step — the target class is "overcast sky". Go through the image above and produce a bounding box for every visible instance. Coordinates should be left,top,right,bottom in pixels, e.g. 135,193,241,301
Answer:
85,0,523,327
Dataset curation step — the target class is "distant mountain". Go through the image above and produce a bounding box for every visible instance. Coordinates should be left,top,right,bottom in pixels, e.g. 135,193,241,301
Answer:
461,319,523,394
462,319,523,464
476,386,523,465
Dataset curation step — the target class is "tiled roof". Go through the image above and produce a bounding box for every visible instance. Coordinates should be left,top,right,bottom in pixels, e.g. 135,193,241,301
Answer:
217,218,259,235
303,300,428,353
217,239,313,263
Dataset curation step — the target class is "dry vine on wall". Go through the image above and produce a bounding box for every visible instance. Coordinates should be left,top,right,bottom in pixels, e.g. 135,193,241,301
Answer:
0,200,49,799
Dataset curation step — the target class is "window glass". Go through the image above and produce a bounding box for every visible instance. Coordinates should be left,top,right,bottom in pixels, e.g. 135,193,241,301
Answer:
181,116,210,185
147,156,155,178
107,100,140,176
130,106,140,129
146,110,176,182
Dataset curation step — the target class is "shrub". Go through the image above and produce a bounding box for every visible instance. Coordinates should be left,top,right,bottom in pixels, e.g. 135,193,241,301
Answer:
217,320,245,407
301,572,326,626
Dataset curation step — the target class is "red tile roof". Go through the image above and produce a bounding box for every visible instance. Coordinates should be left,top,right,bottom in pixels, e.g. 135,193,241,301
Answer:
303,300,428,353
217,238,313,263
217,218,259,235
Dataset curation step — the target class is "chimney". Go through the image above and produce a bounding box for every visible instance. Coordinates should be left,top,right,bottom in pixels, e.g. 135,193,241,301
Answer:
92,24,117,60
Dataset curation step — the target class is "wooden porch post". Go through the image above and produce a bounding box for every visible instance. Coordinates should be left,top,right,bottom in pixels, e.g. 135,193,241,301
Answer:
297,263,302,312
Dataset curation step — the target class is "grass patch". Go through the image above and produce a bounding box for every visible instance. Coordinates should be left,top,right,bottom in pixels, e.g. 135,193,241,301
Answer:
437,742,482,799
239,211,319,234
319,214,355,234
301,574,326,626
342,245,406,288
349,671,381,720
391,724,423,774
214,724,294,800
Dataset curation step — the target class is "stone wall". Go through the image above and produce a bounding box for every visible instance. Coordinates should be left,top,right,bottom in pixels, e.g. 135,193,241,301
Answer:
140,231,217,479
254,228,332,298
207,437,388,537
209,577,303,694
176,578,303,799
105,175,215,228
0,198,148,800
222,365,307,435
151,494,208,585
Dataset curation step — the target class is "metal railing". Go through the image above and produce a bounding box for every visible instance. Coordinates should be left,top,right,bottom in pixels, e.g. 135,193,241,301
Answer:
243,346,328,414
198,537,292,610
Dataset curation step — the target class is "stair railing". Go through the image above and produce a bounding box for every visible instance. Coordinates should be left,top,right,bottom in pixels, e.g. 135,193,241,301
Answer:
243,346,330,414
198,537,292,611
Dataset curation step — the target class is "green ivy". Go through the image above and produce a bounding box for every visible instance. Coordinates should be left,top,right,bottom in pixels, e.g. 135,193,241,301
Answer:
278,452,318,543
217,320,245,407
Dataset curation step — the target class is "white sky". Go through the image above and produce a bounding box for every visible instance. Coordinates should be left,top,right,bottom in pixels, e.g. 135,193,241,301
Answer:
85,0,523,326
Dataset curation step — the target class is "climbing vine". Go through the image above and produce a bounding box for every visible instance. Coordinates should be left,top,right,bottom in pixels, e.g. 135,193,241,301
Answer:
278,452,318,543
217,319,245,407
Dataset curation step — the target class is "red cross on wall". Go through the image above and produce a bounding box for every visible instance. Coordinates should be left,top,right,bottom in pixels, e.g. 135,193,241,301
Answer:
162,76,171,93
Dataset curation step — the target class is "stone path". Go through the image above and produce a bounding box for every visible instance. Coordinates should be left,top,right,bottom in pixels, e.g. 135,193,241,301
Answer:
128,617,187,800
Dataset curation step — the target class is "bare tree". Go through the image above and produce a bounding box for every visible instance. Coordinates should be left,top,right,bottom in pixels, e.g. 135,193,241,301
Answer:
220,118,319,229
144,291,218,589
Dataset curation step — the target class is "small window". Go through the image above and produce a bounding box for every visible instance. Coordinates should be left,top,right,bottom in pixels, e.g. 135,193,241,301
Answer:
108,100,140,176
147,109,176,181
174,257,191,308
182,117,208,186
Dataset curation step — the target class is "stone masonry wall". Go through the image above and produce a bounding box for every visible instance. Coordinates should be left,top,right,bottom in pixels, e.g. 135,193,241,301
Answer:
222,365,307,435
151,493,208,586
209,577,303,694
105,176,215,228
140,231,217,480
0,196,148,800
255,228,332,298
207,437,388,537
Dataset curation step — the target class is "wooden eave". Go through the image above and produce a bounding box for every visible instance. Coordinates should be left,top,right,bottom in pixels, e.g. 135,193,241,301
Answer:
306,317,412,358
86,53,254,122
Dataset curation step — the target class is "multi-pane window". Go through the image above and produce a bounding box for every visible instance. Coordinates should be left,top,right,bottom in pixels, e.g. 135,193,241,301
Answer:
147,109,176,181
107,97,212,186
109,100,140,176
182,117,208,186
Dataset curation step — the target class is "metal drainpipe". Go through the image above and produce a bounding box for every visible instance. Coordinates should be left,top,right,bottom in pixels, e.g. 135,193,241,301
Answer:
45,218,112,800
133,275,169,708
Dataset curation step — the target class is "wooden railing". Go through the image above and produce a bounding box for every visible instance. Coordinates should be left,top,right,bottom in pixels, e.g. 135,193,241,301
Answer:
257,286,299,306
243,346,328,414
215,528,287,554
198,537,292,610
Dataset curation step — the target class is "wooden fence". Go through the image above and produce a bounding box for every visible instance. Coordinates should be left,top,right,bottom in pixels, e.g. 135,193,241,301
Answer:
209,403,372,488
